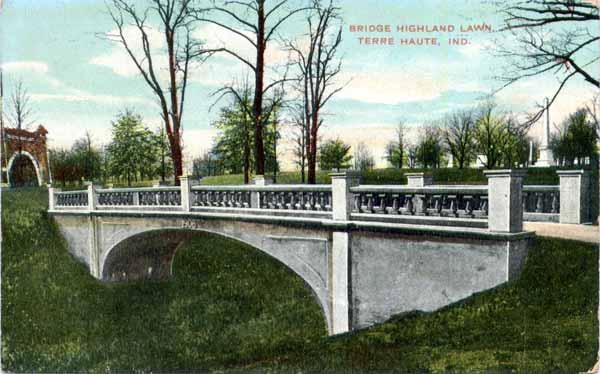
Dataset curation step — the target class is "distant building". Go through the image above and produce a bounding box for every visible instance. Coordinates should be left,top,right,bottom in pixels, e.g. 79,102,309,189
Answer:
1,125,50,187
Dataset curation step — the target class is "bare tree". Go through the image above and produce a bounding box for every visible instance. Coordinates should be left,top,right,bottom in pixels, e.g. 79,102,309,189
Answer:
353,141,375,171
473,102,506,169
290,101,308,182
288,0,345,184
196,0,308,176
105,0,212,184
212,78,255,183
385,122,407,169
585,92,600,131
494,0,599,125
443,110,475,169
6,79,35,131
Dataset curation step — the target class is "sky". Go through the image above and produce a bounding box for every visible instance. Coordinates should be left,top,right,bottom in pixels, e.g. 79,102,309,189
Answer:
1,0,598,169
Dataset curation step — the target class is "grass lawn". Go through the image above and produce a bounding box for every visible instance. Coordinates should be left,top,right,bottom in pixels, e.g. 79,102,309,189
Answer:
2,188,598,372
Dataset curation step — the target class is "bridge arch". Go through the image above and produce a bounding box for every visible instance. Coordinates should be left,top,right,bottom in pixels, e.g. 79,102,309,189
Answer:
7,151,43,187
101,227,331,332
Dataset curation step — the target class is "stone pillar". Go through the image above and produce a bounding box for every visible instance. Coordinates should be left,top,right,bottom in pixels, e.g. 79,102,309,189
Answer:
537,98,555,167
250,175,273,209
484,170,526,233
180,174,193,212
557,170,591,224
330,171,361,221
87,184,97,211
48,184,56,210
329,171,360,334
331,231,351,334
406,172,433,187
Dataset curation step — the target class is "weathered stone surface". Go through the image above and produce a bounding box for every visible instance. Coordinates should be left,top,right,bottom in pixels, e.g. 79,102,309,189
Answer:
350,231,530,329
484,170,526,233
558,170,591,224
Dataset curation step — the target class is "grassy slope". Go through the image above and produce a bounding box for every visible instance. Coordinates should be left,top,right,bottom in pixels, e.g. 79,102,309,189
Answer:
1,188,325,372
2,188,598,372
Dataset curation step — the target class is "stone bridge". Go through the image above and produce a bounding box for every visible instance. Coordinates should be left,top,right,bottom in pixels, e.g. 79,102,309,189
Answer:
48,170,591,335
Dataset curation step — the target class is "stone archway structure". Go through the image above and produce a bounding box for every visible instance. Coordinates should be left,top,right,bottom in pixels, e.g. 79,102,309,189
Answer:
2,125,50,187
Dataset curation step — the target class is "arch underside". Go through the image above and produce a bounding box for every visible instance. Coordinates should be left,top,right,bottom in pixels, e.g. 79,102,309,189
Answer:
102,230,196,281
101,227,331,332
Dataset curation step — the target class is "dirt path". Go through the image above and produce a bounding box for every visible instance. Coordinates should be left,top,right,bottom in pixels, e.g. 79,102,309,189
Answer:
525,222,599,244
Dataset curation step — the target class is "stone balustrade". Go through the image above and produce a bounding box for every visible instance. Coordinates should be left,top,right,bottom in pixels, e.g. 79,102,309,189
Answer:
53,190,88,208
350,185,488,218
522,185,560,222
190,184,332,211
49,169,593,230
95,187,182,207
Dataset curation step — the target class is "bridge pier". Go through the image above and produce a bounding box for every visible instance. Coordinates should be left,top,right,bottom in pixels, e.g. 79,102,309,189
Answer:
331,231,351,334
329,172,361,333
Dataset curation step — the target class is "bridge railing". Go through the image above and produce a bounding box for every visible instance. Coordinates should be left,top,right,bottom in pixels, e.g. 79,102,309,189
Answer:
53,190,89,209
350,185,489,217
522,185,560,222
190,184,332,213
48,169,591,229
95,186,182,208
348,185,489,228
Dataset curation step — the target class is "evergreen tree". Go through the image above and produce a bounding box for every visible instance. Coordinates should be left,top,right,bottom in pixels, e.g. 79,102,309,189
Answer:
318,138,352,170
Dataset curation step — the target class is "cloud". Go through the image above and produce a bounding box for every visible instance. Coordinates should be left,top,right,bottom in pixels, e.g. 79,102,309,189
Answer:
1,61,49,74
30,93,148,106
336,70,449,105
90,25,167,78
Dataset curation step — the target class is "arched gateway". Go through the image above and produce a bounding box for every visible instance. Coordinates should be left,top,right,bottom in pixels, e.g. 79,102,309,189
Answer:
1,125,50,187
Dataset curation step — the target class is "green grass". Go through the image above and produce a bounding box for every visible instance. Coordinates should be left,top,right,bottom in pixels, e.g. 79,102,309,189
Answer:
200,166,593,186
1,188,325,372
2,188,598,372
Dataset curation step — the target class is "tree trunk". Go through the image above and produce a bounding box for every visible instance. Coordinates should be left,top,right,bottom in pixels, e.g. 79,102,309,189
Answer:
253,2,266,176
300,137,306,183
244,121,251,184
170,135,183,185
308,112,319,184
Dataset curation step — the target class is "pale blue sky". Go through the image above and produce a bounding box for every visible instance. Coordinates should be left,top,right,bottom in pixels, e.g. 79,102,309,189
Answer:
1,0,597,167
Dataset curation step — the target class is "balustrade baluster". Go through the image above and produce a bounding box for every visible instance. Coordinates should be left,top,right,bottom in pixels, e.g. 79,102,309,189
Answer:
366,194,374,213
535,193,544,213
390,194,400,214
465,195,474,217
406,195,414,215
433,194,443,215
416,194,427,215
551,192,559,213
376,193,387,214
